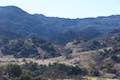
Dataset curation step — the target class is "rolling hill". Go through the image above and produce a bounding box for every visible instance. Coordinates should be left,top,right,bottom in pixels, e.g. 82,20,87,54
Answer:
0,6,120,44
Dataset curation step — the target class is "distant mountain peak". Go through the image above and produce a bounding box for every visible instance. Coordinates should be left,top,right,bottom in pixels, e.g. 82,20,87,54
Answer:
0,6,22,11
0,6,28,15
0,6,21,9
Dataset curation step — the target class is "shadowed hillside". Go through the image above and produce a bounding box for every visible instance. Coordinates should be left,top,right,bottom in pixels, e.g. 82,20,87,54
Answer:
0,6,120,44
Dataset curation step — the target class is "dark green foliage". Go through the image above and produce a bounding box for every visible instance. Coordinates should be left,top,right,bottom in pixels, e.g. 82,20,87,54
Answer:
33,77,47,80
22,63,87,78
19,74,32,80
0,38,61,58
0,63,88,80
42,63,85,78
5,64,22,78
90,69,100,76
111,55,120,63
89,41,106,50
31,37,46,46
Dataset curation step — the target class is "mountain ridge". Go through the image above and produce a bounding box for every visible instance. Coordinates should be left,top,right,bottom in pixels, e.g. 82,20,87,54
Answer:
0,6,120,44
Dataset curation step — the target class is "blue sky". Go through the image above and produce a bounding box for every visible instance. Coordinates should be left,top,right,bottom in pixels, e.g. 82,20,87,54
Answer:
0,0,120,18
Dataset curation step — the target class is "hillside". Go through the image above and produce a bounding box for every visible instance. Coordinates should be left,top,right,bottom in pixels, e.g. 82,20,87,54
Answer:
0,5,120,79
0,6,120,44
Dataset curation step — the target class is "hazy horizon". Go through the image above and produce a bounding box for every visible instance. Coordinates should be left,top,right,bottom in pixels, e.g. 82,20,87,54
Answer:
0,0,120,18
